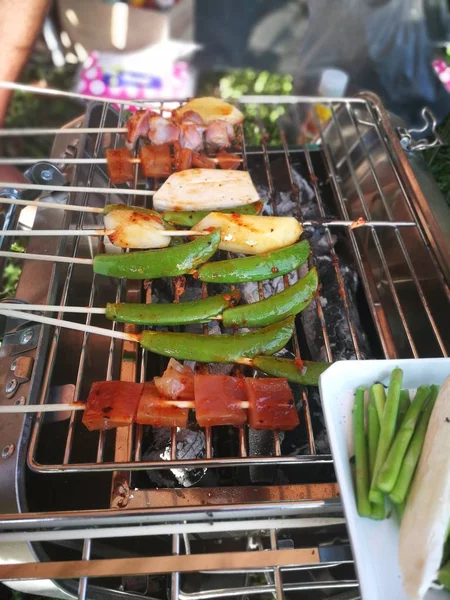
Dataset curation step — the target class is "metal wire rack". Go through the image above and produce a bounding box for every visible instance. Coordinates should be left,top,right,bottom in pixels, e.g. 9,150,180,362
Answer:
0,85,448,599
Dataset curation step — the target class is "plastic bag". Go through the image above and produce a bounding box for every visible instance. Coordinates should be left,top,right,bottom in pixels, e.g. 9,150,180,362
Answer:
298,0,450,128
364,0,450,125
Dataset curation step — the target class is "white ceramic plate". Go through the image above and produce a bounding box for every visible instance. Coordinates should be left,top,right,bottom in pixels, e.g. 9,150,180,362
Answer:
319,358,450,600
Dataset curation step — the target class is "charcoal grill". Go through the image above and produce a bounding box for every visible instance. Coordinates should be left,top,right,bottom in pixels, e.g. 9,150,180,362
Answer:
0,85,448,600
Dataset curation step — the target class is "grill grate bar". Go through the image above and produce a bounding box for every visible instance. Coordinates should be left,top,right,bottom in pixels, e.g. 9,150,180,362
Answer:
313,104,420,357
62,103,111,464
344,103,448,357
26,102,111,470
77,538,91,600
261,132,317,455
304,142,362,360
365,102,450,303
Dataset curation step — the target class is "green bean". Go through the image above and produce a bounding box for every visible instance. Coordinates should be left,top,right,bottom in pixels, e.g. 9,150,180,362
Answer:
389,384,439,505
396,389,410,432
370,383,385,422
139,316,295,363
197,240,310,283
104,204,163,220
377,386,430,493
163,202,262,227
106,290,239,326
222,268,317,328
94,229,220,279
367,399,380,478
246,355,330,386
353,386,371,517
369,367,403,505
438,560,450,590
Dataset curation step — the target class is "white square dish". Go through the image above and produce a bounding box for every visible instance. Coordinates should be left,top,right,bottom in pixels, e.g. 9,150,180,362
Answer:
319,358,450,600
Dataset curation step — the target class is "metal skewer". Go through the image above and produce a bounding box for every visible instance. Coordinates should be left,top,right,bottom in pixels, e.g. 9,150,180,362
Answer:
0,396,250,414
0,198,104,213
0,304,106,314
0,156,242,166
0,127,127,137
0,250,93,265
0,228,208,238
0,199,417,229
0,308,138,341
0,181,155,196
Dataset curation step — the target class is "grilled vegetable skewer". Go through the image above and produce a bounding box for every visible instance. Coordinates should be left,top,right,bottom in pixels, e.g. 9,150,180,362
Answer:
106,291,240,326
0,306,327,384
198,240,310,283
94,228,220,279
163,202,262,227
0,307,294,363
193,212,303,255
222,268,317,328
0,269,316,329
139,316,295,363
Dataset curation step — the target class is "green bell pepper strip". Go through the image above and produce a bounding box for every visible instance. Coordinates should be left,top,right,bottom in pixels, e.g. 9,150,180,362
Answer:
244,355,330,386
139,316,295,363
106,290,240,326
94,228,220,280
162,202,262,228
197,240,310,284
222,268,318,328
104,204,163,221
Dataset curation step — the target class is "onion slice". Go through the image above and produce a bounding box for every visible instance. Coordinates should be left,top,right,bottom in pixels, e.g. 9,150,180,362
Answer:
399,375,450,599
153,168,260,212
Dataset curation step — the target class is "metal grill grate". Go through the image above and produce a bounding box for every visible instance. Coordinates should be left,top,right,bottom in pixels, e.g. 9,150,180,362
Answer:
0,87,449,600
12,95,447,478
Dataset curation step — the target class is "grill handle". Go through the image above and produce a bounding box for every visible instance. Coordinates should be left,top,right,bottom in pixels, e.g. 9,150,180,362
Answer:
397,107,443,151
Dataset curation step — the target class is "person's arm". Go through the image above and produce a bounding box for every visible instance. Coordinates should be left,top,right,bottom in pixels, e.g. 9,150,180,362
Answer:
0,0,50,127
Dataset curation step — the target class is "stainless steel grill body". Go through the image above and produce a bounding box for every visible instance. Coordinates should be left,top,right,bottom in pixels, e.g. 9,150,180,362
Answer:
0,90,447,600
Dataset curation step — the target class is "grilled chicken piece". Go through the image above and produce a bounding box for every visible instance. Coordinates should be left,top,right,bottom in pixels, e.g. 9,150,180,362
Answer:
126,109,152,149
173,141,193,171
193,212,302,255
153,168,260,212
173,97,244,126
139,144,172,179
179,123,204,152
179,110,204,125
136,382,189,428
192,153,216,169
106,148,135,184
148,114,179,145
245,378,299,430
215,150,241,170
154,359,194,400
194,375,247,427
82,381,143,431
104,205,170,249
205,120,234,149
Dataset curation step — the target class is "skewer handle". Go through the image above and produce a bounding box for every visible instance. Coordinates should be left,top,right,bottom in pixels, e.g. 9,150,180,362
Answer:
0,250,93,265
0,304,106,314
0,308,137,342
0,197,104,213
0,229,208,238
0,404,85,414
0,181,154,197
